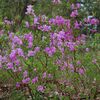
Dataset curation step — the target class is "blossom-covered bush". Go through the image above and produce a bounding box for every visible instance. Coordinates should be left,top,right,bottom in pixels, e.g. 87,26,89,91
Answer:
0,1,100,100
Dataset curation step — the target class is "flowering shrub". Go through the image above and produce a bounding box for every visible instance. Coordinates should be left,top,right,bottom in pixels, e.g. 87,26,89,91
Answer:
0,1,100,99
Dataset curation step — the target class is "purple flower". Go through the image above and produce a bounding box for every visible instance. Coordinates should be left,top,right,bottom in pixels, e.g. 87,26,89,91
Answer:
28,42,33,48
84,18,90,23
55,16,65,26
85,48,89,52
16,82,20,88
18,67,22,72
74,21,81,29
57,30,66,40
24,32,33,48
8,32,14,39
38,25,51,32
22,77,30,84
34,17,39,24
64,62,68,67
71,4,75,9
4,19,13,25
60,66,65,71
9,50,17,61
70,10,78,18
92,59,97,64
45,46,56,57
65,19,70,29
34,47,40,53
52,0,61,4
17,48,24,57
76,3,81,9
15,60,20,66
78,68,85,75
90,18,98,25
13,36,23,45
48,74,52,78
24,32,33,42
66,42,77,51
42,72,47,78
32,76,38,84
33,68,37,72
69,64,74,72
25,21,30,28
25,5,34,15
49,18,56,25
28,50,35,57
23,70,28,78
7,62,13,69
0,55,2,62
90,29,97,33
77,60,81,65
37,85,44,92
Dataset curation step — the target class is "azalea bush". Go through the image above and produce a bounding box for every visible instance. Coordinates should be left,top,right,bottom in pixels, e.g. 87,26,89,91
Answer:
0,1,100,100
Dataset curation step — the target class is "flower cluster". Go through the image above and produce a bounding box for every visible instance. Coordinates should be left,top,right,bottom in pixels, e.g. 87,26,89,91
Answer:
0,2,99,99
